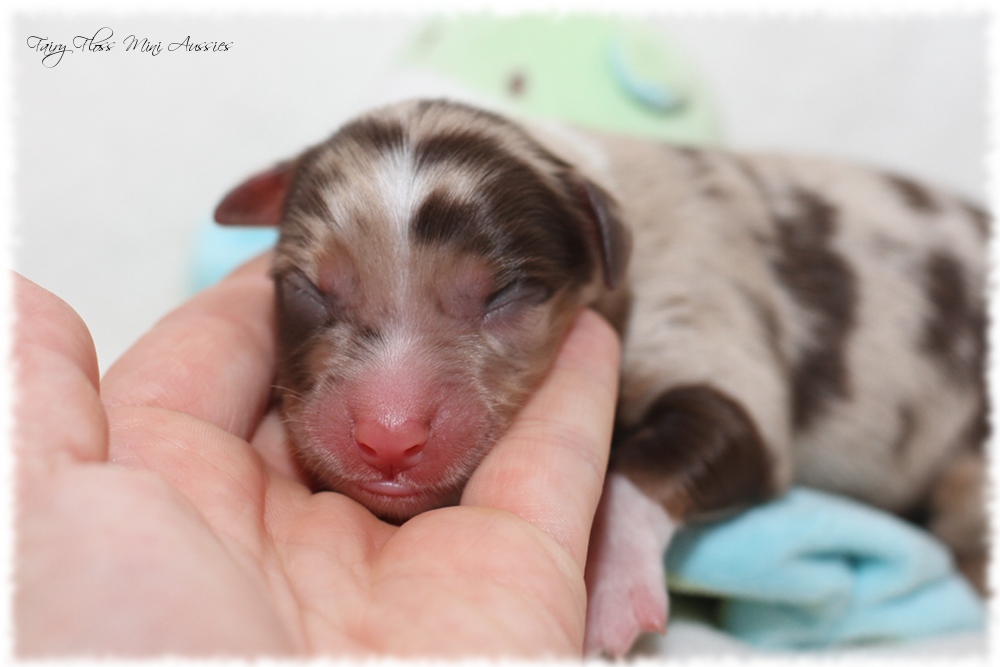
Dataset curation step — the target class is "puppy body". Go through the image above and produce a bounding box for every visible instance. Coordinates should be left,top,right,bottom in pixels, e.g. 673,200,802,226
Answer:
532,121,988,652
215,99,988,656
572,130,986,516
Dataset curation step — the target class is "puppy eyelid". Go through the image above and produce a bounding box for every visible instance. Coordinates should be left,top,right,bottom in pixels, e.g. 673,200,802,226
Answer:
275,269,337,354
283,269,354,325
284,270,327,305
485,280,551,315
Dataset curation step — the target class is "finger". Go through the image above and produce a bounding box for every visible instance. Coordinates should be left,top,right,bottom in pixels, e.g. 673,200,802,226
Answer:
12,272,109,470
248,408,312,485
461,310,621,570
101,254,276,440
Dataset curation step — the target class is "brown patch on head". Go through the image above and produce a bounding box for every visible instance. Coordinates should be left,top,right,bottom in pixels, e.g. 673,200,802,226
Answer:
770,189,858,430
921,250,986,388
335,115,408,155
274,117,413,278
281,116,409,231
405,106,620,294
410,188,487,250
611,385,777,521
884,173,941,214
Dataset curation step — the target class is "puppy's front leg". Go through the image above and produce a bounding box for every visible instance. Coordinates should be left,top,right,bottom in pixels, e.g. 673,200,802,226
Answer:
584,384,781,657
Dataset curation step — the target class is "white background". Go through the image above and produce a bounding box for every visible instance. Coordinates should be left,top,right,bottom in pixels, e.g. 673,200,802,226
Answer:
12,12,989,372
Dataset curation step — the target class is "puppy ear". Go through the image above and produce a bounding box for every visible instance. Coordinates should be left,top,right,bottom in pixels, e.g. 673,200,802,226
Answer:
575,177,632,290
214,162,293,226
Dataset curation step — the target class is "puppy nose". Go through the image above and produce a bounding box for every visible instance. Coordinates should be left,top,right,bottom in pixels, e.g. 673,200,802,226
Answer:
354,418,429,472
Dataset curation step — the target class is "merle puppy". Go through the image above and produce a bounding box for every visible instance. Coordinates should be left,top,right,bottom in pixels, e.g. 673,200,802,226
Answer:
215,99,988,656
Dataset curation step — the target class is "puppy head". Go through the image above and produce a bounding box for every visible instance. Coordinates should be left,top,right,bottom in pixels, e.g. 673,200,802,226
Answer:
216,99,629,522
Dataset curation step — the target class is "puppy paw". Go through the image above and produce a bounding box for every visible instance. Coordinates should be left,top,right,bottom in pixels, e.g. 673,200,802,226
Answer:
583,473,678,657
584,565,669,656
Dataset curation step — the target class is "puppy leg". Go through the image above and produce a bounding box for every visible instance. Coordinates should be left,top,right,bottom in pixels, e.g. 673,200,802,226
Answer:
926,448,990,594
583,473,677,657
584,385,781,656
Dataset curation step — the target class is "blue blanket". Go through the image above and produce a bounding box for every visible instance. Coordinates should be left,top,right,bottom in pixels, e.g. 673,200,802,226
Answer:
190,222,277,293
665,487,986,649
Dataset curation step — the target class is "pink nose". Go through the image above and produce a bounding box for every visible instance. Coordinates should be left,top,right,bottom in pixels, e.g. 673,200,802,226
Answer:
354,418,429,473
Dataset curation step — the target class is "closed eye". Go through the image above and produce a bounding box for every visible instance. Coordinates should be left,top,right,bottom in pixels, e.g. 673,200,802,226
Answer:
282,269,329,310
275,269,337,341
484,280,552,317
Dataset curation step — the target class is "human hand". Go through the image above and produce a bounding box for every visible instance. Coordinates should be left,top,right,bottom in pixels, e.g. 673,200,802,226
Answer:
13,258,621,658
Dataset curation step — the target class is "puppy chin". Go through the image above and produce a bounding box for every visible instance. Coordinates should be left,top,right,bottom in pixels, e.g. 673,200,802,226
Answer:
335,478,464,525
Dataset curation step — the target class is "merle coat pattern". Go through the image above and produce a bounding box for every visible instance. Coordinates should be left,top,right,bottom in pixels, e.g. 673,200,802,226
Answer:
215,99,989,657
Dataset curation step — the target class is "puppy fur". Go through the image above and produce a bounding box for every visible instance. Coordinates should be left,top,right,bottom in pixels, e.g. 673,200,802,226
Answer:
215,98,989,654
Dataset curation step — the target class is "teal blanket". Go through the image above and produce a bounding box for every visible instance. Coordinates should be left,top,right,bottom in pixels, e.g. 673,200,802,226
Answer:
666,488,986,649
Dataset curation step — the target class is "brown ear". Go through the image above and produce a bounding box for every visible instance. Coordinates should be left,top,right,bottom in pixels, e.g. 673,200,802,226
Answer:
577,178,632,290
214,162,293,226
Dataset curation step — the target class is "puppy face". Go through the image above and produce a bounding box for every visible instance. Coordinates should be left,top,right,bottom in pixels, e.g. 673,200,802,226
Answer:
216,100,629,521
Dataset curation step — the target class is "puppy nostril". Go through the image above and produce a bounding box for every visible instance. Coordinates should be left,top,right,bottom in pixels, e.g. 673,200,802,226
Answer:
354,418,429,472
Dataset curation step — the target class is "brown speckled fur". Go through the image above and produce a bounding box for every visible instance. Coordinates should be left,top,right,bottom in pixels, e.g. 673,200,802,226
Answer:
217,99,989,594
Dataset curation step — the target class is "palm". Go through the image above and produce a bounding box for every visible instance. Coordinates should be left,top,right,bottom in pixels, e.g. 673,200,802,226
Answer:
14,260,618,658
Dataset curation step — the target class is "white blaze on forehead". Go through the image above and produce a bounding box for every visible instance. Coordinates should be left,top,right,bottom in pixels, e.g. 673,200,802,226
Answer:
375,145,427,244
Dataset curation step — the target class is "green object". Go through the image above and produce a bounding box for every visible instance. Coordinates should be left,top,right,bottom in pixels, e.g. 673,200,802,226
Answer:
398,15,721,145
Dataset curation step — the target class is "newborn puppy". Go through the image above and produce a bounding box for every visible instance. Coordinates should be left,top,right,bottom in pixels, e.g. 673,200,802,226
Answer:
215,99,988,656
